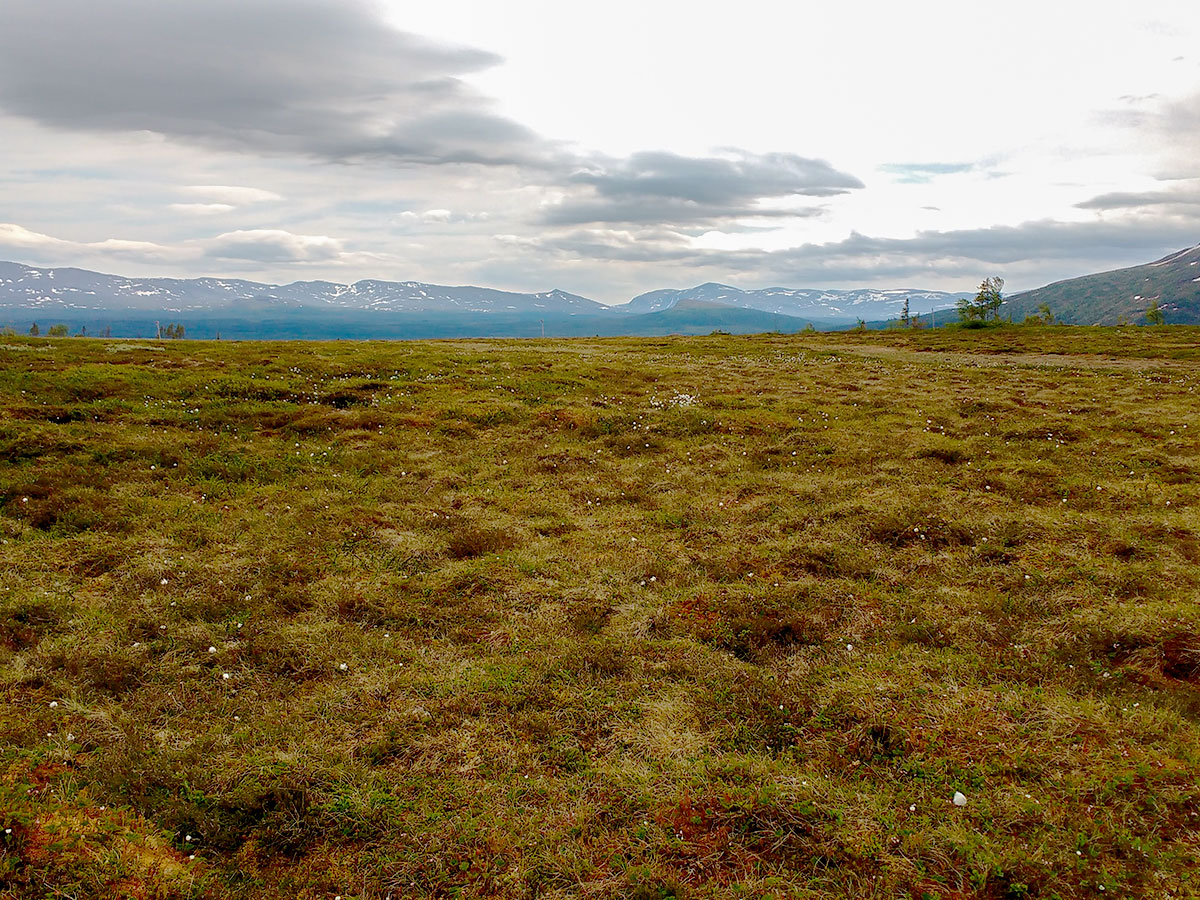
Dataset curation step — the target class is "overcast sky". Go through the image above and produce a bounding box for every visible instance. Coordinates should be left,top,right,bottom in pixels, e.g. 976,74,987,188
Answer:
1,0,1198,303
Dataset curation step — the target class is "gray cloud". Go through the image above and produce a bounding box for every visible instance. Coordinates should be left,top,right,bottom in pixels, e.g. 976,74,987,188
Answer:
0,0,867,233
1076,183,1200,210
517,228,699,264
526,217,1200,290
0,0,550,167
541,151,862,226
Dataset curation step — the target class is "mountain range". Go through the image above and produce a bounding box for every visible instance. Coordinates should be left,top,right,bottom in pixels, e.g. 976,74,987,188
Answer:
626,282,968,318
3,243,1198,338
0,260,967,338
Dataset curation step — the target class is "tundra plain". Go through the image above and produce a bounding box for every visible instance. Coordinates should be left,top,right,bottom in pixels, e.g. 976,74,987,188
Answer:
2,327,1199,899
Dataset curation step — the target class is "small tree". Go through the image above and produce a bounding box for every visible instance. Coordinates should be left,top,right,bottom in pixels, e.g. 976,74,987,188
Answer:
959,277,1005,324
29,322,39,336
47,324,68,337
900,297,911,328
1145,302,1165,326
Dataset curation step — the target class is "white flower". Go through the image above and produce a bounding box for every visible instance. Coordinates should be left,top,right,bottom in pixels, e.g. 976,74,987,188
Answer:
160,578,168,585
222,672,231,680
208,646,217,653
49,701,58,708
953,791,967,806
339,662,348,671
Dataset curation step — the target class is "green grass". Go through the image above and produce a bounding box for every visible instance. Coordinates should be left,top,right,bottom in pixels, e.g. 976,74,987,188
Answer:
2,327,1199,899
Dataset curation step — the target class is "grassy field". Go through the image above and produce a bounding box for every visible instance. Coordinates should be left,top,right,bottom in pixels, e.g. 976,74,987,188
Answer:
2,326,1199,900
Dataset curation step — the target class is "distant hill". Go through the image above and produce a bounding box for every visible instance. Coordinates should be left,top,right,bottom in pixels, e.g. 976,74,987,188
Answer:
1004,244,1200,325
624,281,968,323
612,300,814,335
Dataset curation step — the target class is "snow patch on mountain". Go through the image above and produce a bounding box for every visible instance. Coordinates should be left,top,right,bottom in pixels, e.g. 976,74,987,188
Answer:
623,282,969,320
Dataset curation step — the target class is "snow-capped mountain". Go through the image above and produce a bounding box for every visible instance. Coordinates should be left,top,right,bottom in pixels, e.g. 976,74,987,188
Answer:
0,261,608,315
623,282,969,319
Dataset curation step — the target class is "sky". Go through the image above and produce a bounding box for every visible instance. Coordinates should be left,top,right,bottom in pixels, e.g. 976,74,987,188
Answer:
1,0,1198,305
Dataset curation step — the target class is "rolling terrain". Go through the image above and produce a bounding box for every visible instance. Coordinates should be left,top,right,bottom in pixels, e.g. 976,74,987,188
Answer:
1004,243,1200,325
2,327,1199,898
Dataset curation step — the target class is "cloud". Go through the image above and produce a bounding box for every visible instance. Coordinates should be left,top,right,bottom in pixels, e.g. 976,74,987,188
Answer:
180,185,283,205
522,216,1200,290
878,162,976,184
169,203,237,215
1098,90,1200,178
1076,183,1200,210
0,222,353,268
0,223,74,253
396,208,489,225
205,230,345,263
541,151,862,226
1154,91,1200,172
0,223,187,264
0,0,550,168
520,227,698,263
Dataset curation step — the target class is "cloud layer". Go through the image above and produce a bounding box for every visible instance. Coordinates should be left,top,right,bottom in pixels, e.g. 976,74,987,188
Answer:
0,223,357,268
543,151,863,225
0,0,544,167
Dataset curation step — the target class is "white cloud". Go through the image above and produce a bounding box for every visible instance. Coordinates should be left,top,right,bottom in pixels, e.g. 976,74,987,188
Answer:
0,222,360,270
206,229,345,262
179,185,283,205
0,223,73,251
169,203,237,215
